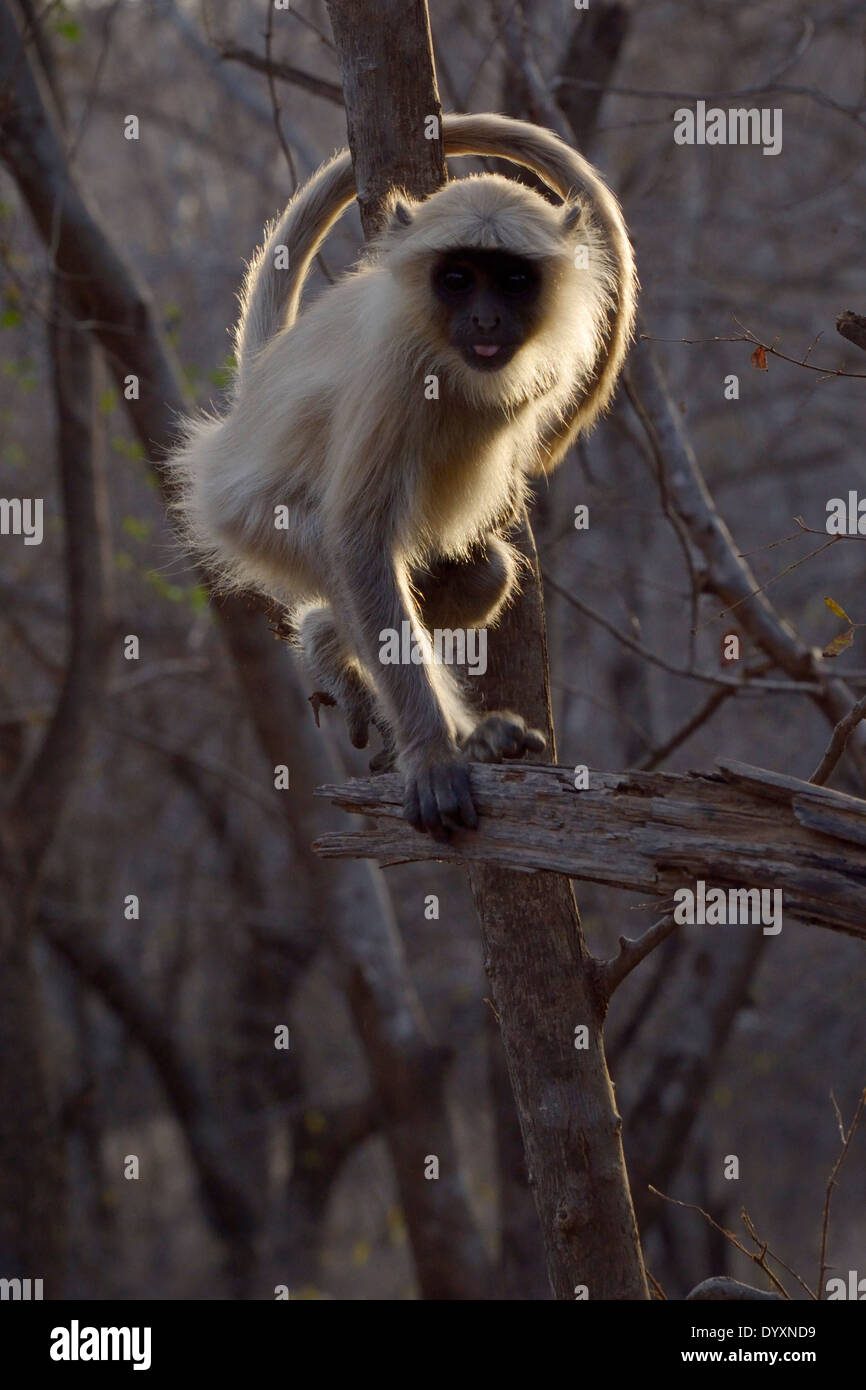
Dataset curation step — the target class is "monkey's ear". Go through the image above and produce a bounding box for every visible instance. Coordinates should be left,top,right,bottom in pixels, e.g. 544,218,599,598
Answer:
562,202,582,232
391,201,414,229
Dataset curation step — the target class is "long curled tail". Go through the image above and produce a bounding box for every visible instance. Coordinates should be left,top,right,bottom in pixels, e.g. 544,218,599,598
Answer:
233,151,356,384
235,113,636,445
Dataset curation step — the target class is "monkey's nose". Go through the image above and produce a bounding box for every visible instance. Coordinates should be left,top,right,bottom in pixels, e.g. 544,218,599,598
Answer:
472,313,500,331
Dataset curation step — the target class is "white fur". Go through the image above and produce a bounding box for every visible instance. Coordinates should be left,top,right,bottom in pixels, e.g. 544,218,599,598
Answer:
167,113,636,775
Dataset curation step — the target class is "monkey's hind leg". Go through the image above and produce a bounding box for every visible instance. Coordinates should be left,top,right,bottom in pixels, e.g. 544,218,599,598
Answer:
416,533,519,630
297,606,394,764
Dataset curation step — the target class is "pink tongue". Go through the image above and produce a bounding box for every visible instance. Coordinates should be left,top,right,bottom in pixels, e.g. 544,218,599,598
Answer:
473,344,500,357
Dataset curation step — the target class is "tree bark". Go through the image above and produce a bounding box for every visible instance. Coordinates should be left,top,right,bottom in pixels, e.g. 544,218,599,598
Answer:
325,0,445,236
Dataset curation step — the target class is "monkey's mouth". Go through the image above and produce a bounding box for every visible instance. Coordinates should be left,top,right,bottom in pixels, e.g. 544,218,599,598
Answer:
462,343,518,372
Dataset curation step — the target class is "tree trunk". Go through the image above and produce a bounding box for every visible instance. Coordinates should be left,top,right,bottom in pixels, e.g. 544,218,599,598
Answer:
323,0,649,1300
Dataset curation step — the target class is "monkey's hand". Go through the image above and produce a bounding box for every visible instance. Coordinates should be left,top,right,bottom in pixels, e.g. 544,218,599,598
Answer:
459,711,546,764
403,746,479,842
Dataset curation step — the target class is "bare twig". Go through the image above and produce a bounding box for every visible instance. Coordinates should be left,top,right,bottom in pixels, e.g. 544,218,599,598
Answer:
639,328,866,381
624,344,866,784
546,575,821,694
810,695,866,785
263,2,296,193
638,686,734,770
818,1087,866,1296
638,661,783,771
648,1189,790,1298
691,535,844,631
218,41,344,105
42,905,256,1246
740,1209,815,1300
552,79,865,127
599,915,678,998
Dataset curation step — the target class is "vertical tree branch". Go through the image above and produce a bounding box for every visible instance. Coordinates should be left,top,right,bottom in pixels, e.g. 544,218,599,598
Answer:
324,0,648,1301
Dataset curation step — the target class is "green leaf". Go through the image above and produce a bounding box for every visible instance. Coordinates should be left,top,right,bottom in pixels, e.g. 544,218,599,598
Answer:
110,435,146,461
187,584,209,614
53,18,82,42
121,514,151,541
209,352,237,388
824,596,852,624
144,570,185,603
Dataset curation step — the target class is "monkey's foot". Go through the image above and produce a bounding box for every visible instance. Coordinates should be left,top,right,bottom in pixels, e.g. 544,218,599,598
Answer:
308,679,376,749
404,757,479,842
459,711,546,764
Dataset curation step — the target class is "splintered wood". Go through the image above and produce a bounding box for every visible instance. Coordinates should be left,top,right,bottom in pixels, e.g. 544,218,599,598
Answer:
314,759,866,939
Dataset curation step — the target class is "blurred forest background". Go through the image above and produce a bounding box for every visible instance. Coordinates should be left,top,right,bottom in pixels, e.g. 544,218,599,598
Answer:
1,0,865,1299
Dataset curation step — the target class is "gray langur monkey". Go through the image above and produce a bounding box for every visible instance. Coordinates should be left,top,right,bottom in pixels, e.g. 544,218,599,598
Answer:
170,113,637,839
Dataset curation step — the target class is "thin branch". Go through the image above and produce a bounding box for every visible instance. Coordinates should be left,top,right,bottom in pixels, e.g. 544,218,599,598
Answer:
624,343,866,785
545,574,821,694
818,1087,866,1296
105,715,279,819
286,5,336,50
691,535,844,633
551,78,866,127
810,695,866,785
263,0,297,193
640,328,866,381
42,905,256,1245
65,0,122,164
599,914,678,998
649,1188,790,1298
638,659,784,769
218,41,344,105
638,686,734,771
740,1209,816,1300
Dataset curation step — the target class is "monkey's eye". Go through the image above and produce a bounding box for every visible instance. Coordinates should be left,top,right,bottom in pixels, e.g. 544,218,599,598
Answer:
503,271,532,294
439,268,473,293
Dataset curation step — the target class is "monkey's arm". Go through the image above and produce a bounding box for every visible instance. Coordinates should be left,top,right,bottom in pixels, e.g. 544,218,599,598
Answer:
326,524,479,837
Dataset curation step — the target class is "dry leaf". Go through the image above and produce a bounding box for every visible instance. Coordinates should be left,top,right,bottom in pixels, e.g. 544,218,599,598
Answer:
823,628,854,658
750,344,768,370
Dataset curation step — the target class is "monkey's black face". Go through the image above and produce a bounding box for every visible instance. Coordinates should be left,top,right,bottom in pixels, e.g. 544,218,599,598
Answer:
431,249,543,372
